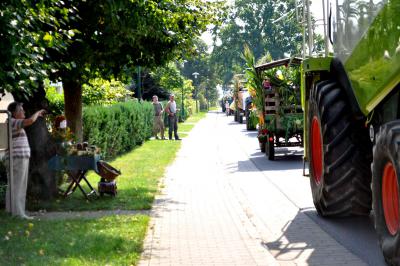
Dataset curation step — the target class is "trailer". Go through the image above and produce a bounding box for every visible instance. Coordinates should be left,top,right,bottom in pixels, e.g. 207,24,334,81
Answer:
231,74,249,124
255,58,303,160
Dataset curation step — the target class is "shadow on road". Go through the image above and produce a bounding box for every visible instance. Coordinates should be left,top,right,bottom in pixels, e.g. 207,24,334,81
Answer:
262,209,385,265
238,150,303,172
241,130,258,137
303,210,385,265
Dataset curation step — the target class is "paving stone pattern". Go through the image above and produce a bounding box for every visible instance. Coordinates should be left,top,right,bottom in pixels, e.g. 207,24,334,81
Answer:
140,112,366,266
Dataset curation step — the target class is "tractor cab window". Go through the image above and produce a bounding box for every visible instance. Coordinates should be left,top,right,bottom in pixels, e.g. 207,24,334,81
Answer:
331,0,387,62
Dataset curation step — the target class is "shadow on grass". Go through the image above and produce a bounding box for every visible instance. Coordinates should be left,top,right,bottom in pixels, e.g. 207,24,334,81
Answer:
0,213,148,265
28,185,157,212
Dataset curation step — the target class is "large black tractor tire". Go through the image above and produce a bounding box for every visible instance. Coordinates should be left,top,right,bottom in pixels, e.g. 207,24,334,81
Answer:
265,134,275,160
372,121,400,265
308,80,372,216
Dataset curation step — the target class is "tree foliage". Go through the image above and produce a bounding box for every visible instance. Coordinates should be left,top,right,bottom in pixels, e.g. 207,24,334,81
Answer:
0,0,75,97
152,63,185,94
45,84,64,115
179,38,220,106
1,0,220,140
211,0,302,85
151,62,196,117
243,45,265,123
44,0,221,82
45,78,133,115
82,78,132,106
0,0,220,200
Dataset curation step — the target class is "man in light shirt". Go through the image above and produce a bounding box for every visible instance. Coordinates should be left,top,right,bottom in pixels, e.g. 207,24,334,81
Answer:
165,94,180,140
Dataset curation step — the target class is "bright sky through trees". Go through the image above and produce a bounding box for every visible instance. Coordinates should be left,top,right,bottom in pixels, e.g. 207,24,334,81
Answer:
201,0,325,51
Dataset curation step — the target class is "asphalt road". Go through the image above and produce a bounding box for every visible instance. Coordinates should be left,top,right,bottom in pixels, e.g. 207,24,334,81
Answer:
220,110,386,266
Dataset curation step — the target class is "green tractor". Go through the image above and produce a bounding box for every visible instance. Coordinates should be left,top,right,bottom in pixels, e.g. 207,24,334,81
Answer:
300,0,400,263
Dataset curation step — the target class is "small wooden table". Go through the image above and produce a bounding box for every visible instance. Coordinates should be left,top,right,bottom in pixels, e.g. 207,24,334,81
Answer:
48,155,101,200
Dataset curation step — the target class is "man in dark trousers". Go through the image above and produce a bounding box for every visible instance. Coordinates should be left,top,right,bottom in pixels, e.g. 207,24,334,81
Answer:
165,94,180,140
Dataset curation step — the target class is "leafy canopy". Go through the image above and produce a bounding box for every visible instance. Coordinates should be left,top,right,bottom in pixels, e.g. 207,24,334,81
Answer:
211,0,302,85
48,0,222,84
0,0,75,97
82,78,132,106
1,0,221,95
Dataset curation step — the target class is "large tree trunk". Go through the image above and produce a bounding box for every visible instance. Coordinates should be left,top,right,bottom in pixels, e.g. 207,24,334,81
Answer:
13,84,58,201
62,78,83,142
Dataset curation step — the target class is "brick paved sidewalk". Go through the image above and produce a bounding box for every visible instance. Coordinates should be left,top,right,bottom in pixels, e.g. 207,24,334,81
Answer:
140,112,278,266
140,111,366,266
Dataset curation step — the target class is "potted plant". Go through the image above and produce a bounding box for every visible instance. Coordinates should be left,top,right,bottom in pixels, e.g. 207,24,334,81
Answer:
257,128,268,152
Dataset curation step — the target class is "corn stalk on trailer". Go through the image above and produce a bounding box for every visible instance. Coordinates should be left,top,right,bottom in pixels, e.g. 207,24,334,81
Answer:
255,58,303,160
299,0,400,263
232,74,248,124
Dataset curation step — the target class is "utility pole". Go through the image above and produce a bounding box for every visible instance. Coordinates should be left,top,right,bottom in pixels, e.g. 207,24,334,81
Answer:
136,66,142,101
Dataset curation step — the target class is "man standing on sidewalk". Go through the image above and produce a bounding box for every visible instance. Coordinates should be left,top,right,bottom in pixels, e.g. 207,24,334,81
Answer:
152,95,165,140
165,94,180,140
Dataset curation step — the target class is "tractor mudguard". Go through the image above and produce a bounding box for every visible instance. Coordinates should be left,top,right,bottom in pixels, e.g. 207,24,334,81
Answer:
330,58,364,119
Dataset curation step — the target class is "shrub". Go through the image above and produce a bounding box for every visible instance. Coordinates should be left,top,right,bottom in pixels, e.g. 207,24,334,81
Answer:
82,78,133,106
45,78,133,116
83,101,153,159
248,110,259,129
198,94,208,111
45,86,64,115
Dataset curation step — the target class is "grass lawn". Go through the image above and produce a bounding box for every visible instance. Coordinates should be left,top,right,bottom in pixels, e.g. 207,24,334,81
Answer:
177,123,195,133
185,111,207,123
0,213,148,265
28,139,181,211
28,112,207,212
0,111,207,265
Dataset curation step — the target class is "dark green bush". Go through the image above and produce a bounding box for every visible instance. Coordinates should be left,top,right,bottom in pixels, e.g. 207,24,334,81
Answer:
83,101,153,159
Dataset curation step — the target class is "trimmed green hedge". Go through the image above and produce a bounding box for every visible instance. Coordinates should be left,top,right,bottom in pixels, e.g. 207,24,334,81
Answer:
83,101,153,159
